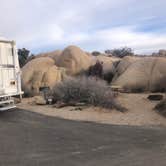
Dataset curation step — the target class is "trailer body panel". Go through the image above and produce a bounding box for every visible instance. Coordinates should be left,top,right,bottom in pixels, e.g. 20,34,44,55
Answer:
0,39,23,110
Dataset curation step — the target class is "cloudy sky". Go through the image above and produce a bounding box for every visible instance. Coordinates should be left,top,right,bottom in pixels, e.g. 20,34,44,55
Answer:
0,0,166,54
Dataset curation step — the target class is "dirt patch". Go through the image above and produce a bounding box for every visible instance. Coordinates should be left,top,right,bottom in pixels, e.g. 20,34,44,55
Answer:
17,93,166,127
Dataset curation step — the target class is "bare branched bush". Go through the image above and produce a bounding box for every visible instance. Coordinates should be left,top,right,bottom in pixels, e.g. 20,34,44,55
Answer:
109,47,134,58
91,51,101,56
52,77,126,112
154,99,166,117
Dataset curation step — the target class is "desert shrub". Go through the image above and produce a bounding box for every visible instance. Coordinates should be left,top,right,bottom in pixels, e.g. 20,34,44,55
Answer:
105,50,112,55
18,48,30,67
88,61,103,78
52,77,126,112
110,47,134,58
154,99,166,117
92,51,101,56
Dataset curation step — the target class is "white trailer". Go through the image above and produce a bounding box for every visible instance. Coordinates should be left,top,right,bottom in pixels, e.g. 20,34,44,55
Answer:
0,39,23,111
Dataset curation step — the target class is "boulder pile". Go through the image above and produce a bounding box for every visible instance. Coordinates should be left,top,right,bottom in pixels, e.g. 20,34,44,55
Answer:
21,46,166,96
112,57,166,92
21,57,64,96
56,45,92,75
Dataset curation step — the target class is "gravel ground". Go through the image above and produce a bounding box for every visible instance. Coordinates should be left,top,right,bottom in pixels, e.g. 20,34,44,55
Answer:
0,109,166,166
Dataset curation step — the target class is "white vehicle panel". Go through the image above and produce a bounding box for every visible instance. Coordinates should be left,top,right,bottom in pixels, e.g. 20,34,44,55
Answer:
0,40,22,96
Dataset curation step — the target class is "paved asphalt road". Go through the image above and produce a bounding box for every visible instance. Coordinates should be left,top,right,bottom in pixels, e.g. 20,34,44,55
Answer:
0,109,166,166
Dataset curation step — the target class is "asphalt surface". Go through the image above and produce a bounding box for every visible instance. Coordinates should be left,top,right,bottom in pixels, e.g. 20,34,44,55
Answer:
0,109,166,166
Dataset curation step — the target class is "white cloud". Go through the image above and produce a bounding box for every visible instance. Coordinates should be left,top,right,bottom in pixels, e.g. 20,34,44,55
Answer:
0,0,166,54
91,27,166,54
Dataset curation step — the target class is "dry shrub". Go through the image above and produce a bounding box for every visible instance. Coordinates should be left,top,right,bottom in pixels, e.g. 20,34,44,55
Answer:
154,99,166,116
52,77,126,112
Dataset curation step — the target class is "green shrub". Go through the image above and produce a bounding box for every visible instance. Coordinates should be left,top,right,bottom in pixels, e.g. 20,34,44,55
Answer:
18,48,30,67
110,47,134,58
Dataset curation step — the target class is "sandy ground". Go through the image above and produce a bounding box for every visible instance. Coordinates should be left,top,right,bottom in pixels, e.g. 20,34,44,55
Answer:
17,93,166,127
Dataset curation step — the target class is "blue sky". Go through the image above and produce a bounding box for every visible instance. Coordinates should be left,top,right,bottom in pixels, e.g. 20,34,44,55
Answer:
0,0,166,54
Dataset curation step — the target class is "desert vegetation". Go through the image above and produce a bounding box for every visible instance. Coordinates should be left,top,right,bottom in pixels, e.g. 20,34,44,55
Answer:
18,48,30,67
20,45,166,115
52,76,126,112
91,51,101,56
107,47,134,58
155,98,166,116
18,48,35,67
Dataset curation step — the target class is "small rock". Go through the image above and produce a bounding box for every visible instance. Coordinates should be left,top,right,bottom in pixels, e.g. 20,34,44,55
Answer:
147,94,163,101
34,96,46,105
